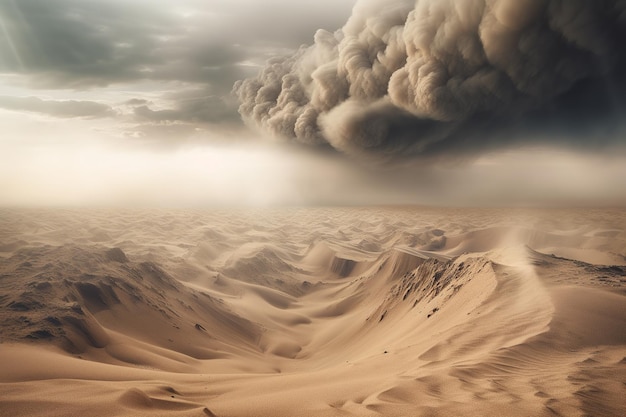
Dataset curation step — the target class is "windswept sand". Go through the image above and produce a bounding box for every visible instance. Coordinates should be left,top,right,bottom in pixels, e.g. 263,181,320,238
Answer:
1,207,625,417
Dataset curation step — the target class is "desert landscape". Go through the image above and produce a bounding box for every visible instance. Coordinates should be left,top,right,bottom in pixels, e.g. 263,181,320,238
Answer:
1,207,625,417
2,0,626,416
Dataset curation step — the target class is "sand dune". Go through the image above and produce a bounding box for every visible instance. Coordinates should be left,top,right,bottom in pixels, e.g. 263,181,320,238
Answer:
1,207,625,417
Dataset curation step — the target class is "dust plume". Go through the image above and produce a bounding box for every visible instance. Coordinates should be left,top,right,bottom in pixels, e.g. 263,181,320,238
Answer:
234,0,626,162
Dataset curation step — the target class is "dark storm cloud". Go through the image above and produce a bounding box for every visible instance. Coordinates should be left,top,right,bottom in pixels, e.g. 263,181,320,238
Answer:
0,0,245,88
0,96,115,118
0,0,355,135
0,0,354,87
235,0,626,162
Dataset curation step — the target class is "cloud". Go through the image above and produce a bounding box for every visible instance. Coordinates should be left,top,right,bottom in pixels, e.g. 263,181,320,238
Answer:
234,0,626,162
0,96,115,118
131,88,240,124
0,0,243,89
0,0,357,146
0,0,355,89
221,0,357,49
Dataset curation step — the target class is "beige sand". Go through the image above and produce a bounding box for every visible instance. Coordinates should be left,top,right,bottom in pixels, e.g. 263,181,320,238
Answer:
1,207,625,417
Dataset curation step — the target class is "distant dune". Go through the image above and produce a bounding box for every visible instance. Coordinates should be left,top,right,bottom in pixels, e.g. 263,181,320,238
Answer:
1,207,625,417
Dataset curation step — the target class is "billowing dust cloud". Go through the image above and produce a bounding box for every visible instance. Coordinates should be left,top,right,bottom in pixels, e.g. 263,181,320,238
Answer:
234,0,626,162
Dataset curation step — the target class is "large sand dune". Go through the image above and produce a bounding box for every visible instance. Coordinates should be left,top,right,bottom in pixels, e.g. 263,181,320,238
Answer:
1,207,625,417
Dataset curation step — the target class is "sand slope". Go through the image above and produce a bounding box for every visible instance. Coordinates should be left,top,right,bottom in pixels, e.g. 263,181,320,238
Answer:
1,207,625,417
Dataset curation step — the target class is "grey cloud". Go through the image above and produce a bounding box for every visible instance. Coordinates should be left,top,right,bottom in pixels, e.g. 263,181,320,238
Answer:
121,87,244,146
234,0,626,162
0,96,115,118
1,0,160,86
0,0,354,89
131,88,240,125
223,0,357,48
0,0,246,89
125,98,150,106
0,0,356,142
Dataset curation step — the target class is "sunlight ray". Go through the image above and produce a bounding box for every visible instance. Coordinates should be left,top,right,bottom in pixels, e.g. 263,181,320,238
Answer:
0,11,23,70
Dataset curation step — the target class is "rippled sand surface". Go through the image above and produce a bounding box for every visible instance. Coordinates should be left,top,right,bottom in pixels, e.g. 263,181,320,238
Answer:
1,207,625,417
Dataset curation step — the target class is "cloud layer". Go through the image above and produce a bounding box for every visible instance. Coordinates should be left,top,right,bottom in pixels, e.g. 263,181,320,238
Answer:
0,96,115,118
235,0,626,162
0,0,355,89
0,0,355,142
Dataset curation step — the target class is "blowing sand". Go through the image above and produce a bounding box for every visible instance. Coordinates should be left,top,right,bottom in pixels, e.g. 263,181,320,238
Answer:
1,207,625,417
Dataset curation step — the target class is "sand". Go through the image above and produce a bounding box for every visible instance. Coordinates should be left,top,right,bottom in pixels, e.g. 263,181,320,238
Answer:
1,207,625,417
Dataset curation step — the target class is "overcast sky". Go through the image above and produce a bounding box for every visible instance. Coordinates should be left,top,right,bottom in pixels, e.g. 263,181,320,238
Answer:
1,0,625,207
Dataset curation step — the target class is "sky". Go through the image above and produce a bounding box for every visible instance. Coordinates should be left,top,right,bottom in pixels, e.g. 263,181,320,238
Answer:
1,0,625,207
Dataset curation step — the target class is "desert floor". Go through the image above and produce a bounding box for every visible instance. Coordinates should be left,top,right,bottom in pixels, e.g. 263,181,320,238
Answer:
1,207,625,417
